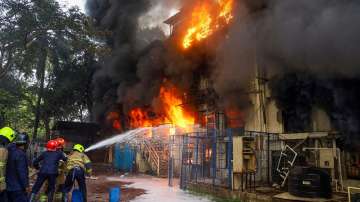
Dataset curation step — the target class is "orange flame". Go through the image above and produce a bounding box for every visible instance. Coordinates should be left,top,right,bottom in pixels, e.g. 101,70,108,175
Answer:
129,108,155,128
107,111,123,131
159,86,195,128
182,0,234,49
129,85,195,129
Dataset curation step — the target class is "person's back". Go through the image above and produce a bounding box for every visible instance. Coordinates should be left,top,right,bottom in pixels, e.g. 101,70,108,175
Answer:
30,140,67,202
62,144,91,202
66,151,90,171
6,143,28,192
34,150,66,174
6,132,30,202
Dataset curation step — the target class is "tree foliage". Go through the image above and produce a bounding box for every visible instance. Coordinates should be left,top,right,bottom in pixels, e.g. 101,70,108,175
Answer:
0,0,102,138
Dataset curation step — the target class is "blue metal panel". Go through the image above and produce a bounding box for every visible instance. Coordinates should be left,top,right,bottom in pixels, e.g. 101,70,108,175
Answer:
113,144,121,170
113,144,135,172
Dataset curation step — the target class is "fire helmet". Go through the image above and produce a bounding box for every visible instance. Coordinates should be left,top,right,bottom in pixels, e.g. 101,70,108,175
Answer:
73,144,85,153
46,140,58,151
15,132,29,145
55,138,65,149
0,127,16,142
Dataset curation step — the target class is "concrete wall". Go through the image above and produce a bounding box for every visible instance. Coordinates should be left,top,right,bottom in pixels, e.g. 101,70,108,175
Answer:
244,79,284,134
244,78,332,134
266,99,284,134
244,81,265,132
312,108,332,132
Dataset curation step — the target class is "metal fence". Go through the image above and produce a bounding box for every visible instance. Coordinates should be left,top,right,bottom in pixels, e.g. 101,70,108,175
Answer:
244,131,282,186
168,129,282,190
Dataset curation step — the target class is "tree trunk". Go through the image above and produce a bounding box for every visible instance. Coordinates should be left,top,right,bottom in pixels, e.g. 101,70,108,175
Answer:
33,43,47,140
44,116,50,140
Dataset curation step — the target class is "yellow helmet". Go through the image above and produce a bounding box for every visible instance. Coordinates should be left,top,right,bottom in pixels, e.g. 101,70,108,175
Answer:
0,127,16,142
73,144,85,153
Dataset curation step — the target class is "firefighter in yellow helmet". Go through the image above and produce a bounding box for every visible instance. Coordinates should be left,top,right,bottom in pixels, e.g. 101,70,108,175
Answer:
0,127,16,201
62,144,91,202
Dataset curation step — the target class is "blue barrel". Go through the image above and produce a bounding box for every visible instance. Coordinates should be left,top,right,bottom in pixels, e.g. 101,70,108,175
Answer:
71,189,83,202
109,187,121,202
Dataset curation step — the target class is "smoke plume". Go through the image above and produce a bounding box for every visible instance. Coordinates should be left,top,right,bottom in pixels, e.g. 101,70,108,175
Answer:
220,0,360,149
87,0,360,149
87,0,201,128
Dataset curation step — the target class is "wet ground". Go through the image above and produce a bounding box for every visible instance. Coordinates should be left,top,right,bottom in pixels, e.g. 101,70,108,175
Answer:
87,174,212,202
87,175,146,202
108,175,212,202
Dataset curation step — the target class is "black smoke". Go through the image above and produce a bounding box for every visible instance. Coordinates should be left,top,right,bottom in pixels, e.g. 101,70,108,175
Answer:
261,0,360,150
87,0,360,149
87,0,152,125
217,0,360,149
86,0,207,128
270,71,360,151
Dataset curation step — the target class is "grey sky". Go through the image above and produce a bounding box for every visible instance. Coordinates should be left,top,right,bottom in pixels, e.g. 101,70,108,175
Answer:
58,0,86,12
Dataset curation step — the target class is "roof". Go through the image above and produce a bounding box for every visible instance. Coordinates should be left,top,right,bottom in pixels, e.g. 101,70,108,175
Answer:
52,121,101,147
52,121,100,131
279,132,336,140
164,11,183,25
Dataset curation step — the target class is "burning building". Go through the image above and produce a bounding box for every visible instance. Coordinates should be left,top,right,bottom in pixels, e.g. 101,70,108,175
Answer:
87,0,360,199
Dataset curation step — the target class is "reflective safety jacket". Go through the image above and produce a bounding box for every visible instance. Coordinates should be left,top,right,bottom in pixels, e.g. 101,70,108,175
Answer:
66,151,92,175
0,145,8,191
56,153,67,187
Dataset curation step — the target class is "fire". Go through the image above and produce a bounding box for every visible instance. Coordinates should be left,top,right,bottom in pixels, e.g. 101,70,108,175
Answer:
225,107,244,128
107,111,123,131
159,86,195,128
129,108,155,128
129,85,195,129
182,0,234,49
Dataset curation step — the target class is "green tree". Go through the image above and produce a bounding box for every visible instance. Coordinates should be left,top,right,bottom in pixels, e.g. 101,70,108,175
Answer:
0,0,101,139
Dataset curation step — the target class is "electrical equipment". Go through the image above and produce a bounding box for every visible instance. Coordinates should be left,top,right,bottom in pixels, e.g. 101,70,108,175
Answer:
233,136,257,173
232,136,257,191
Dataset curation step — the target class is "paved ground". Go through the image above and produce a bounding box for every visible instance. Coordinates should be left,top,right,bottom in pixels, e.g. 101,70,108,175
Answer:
107,175,212,202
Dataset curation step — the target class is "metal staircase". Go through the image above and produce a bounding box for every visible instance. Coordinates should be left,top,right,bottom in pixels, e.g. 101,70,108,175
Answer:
141,138,169,177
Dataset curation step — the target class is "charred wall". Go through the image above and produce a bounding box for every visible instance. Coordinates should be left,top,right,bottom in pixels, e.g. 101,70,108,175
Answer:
269,70,360,151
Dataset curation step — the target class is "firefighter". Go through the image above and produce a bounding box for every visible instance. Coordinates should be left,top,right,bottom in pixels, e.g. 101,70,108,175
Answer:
0,127,16,201
39,138,67,202
6,132,29,202
30,140,67,202
54,138,66,201
56,138,65,152
62,144,92,202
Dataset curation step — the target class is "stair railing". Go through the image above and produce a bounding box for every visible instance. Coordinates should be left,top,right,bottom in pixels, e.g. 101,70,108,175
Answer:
143,139,160,176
